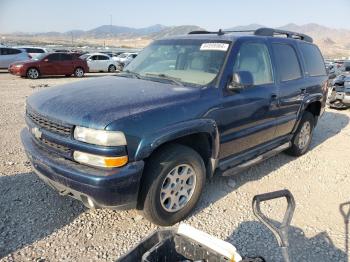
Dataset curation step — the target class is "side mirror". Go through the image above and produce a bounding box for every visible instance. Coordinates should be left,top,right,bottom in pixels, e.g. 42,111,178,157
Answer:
228,71,254,91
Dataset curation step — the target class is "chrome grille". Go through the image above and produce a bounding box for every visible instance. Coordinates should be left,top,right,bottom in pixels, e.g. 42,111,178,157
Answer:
26,109,72,137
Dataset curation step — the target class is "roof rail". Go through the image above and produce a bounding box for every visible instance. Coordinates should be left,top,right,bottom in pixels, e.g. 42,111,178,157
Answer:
188,27,313,43
254,27,313,43
189,29,225,35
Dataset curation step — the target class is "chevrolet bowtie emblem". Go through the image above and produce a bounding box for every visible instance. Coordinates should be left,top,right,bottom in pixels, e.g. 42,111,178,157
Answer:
32,127,42,139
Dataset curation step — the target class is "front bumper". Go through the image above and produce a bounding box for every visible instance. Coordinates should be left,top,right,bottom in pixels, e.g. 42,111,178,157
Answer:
8,66,25,76
21,128,144,209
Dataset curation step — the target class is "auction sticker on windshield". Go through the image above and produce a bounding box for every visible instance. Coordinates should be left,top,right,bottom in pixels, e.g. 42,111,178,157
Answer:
200,43,229,51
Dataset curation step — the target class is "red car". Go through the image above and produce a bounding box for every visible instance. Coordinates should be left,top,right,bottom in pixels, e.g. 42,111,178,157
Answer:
8,52,89,79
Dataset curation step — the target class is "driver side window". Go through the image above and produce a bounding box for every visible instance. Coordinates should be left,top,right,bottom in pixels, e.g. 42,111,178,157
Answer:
233,42,273,86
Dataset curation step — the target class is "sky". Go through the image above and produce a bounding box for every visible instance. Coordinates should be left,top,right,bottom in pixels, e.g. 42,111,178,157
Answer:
0,0,349,33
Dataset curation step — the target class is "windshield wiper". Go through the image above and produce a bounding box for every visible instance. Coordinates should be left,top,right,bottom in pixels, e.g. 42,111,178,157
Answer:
118,70,141,79
144,73,183,86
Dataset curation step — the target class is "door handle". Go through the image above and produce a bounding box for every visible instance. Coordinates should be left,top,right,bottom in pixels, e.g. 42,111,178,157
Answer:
270,94,279,108
271,94,278,100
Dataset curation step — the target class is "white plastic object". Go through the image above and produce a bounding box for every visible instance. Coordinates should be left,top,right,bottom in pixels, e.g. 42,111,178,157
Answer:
177,223,242,262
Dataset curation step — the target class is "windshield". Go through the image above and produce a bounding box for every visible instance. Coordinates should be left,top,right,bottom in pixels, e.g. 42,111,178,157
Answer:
79,54,90,60
33,53,48,60
124,39,230,86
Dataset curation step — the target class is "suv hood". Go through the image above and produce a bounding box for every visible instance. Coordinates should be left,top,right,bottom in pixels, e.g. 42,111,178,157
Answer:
27,76,200,129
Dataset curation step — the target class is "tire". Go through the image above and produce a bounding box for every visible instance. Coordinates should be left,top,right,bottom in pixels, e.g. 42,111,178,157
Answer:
141,144,206,226
74,67,84,77
286,111,314,156
26,68,39,79
108,64,116,72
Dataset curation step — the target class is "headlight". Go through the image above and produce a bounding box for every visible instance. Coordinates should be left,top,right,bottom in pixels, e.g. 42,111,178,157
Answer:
73,151,128,168
74,126,127,146
15,64,23,68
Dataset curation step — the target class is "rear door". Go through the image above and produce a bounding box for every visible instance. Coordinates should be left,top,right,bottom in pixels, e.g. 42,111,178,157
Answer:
0,48,22,68
59,53,74,75
216,40,279,159
271,42,308,137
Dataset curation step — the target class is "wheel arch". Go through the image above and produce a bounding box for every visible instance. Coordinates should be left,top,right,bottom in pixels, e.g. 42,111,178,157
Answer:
293,93,323,133
135,119,220,178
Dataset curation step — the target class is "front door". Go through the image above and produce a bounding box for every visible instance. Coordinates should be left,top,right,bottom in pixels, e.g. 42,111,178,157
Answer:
40,53,61,75
216,40,278,160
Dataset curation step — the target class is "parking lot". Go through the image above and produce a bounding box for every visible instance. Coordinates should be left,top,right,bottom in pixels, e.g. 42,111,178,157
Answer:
0,71,349,261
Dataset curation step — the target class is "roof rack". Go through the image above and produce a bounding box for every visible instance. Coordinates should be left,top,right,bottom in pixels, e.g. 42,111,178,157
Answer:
254,28,313,43
188,27,313,43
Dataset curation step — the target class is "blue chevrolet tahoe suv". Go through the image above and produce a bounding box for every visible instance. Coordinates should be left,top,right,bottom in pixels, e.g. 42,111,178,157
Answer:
21,28,328,225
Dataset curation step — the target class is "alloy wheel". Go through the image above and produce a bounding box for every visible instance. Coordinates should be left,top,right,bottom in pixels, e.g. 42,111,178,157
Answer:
298,121,311,150
160,164,196,212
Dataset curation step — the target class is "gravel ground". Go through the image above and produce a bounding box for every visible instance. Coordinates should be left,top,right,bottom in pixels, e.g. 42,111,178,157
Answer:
0,71,349,262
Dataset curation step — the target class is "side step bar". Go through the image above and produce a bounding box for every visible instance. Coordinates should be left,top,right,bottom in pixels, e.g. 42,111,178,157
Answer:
221,142,291,176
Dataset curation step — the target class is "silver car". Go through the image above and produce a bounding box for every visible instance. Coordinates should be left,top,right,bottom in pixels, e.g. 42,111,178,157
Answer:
14,46,49,59
0,47,30,69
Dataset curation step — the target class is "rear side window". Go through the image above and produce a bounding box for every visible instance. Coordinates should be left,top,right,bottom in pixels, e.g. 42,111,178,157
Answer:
61,54,72,61
26,48,45,53
98,55,109,60
272,43,302,81
299,44,326,76
1,48,21,55
47,53,61,61
233,42,273,86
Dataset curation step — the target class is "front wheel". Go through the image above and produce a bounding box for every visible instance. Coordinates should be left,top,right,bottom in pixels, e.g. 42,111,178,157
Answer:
108,64,116,72
141,144,206,226
26,68,39,79
286,111,314,156
74,67,84,77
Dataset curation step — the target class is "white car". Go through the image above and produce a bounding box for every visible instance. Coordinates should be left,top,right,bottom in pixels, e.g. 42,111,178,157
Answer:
15,46,49,59
115,52,138,64
80,53,117,72
0,47,31,69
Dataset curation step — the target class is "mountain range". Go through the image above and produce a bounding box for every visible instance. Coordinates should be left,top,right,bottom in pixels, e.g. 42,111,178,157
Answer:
2,23,350,58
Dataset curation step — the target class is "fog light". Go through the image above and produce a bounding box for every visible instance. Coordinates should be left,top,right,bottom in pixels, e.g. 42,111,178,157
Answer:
73,151,128,168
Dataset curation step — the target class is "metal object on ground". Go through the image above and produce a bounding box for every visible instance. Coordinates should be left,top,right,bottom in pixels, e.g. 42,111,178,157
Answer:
252,189,296,262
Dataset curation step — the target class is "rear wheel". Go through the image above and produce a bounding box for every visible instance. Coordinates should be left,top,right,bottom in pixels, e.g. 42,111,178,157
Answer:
74,67,84,77
26,68,39,79
108,64,116,72
141,144,206,226
286,111,314,156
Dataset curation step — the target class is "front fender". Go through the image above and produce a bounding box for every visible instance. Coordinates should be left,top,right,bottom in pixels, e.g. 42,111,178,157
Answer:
134,119,219,161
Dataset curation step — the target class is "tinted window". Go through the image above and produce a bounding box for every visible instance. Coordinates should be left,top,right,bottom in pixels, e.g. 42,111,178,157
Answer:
98,55,109,60
233,42,273,85
272,44,302,81
47,53,61,61
1,48,21,55
90,55,98,60
61,54,72,61
299,44,326,76
26,48,45,53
